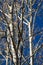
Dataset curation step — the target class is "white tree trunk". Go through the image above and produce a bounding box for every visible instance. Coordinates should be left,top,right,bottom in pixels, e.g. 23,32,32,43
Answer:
29,0,33,65
6,46,8,65
29,23,33,65
7,23,16,65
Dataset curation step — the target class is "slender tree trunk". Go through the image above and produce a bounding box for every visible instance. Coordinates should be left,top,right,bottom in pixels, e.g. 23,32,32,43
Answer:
16,50,19,65
7,23,16,65
29,0,33,65
29,23,33,65
6,45,8,65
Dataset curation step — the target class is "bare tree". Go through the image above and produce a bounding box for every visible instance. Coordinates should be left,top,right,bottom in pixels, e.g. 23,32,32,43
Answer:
0,0,43,65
